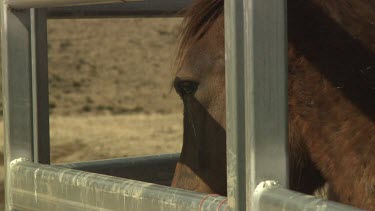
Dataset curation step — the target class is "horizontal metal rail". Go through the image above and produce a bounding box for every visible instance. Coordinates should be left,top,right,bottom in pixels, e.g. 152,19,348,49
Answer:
10,160,228,211
55,153,179,186
47,0,192,18
253,181,362,211
6,0,139,9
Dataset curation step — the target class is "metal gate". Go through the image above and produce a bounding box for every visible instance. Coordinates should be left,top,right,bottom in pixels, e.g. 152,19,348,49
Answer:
0,0,363,210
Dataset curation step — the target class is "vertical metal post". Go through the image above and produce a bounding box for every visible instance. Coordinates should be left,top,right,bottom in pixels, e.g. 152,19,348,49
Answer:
1,3,50,210
224,0,246,210
225,0,288,210
1,6,34,211
31,8,50,164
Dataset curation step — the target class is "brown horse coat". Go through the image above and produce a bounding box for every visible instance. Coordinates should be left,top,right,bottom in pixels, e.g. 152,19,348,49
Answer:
172,0,375,209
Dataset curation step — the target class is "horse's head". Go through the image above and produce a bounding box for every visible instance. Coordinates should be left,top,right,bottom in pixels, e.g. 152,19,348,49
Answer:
171,0,226,195
169,1,375,209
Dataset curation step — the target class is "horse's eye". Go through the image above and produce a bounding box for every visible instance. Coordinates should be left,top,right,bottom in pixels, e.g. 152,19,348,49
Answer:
175,80,199,97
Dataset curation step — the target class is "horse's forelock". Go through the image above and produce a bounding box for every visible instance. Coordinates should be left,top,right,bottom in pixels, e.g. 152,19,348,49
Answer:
175,0,224,70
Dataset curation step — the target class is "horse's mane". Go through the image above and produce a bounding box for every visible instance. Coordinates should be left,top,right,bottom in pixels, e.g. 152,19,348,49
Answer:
176,0,223,67
176,0,375,88
176,0,375,61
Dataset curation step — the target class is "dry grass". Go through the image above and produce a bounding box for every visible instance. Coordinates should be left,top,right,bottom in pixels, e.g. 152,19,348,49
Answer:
49,113,183,163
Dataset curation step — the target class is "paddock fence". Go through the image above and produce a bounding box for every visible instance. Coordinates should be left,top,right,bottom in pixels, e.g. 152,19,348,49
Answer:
1,0,363,210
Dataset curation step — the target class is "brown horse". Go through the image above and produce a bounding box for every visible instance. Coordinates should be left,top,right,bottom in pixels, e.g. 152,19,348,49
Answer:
170,0,375,210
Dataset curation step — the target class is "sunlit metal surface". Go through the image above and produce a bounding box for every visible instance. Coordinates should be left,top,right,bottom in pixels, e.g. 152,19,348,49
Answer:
225,0,288,210
0,6,50,210
10,160,228,211
253,181,362,211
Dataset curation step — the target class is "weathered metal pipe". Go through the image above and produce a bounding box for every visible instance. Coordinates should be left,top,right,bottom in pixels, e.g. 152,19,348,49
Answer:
253,181,362,211
6,0,139,10
10,160,228,211
47,0,192,18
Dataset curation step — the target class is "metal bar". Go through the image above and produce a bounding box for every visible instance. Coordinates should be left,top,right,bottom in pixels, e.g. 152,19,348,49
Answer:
244,0,288,209
243,0,288,189
31,8,50,164
225,0,288,210
1,5,50,210
224,0,246,210
47,0,192,18
7,0,139,10
253,181,362,211
56,154,179,186
10,160,228,211
1,5,34,211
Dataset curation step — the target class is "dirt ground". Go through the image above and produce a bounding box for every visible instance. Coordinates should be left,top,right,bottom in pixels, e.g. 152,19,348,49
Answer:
0,18,184,209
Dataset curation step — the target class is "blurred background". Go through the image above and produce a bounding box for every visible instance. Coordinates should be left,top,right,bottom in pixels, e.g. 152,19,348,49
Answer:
0,17,184,209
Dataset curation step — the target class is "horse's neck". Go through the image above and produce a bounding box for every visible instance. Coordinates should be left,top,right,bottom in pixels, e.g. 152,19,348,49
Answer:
288,0,375,120
312,0,375,53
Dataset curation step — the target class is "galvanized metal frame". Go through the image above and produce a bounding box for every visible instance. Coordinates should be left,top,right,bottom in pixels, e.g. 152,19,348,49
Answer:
7,0,140,10
225,1,288,210
10,159,228,211
1,6,50,210
0,0,364,210
252,182,362,211
47,0,192,18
